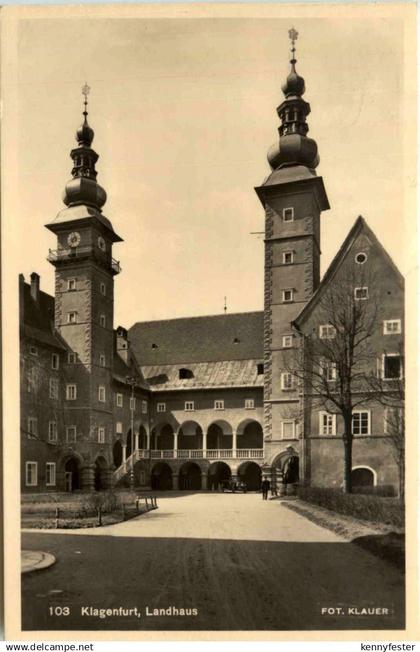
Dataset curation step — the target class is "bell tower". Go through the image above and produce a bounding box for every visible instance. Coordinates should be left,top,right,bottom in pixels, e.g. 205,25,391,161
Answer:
255,30,330,466
46,85,123,490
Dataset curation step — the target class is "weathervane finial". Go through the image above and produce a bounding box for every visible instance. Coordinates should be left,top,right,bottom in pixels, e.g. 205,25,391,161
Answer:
81,82,91,121
288,27,299,63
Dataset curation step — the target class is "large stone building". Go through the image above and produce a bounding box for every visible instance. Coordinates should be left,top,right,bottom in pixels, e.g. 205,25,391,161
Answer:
20,37,404,494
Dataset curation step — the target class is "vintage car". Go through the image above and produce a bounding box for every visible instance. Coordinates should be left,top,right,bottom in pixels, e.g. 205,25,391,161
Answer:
221,480,247,493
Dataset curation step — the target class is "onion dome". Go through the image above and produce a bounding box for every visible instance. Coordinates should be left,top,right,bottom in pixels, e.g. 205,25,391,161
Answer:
62,84,107,211
281,61,305,98
267,28,319,172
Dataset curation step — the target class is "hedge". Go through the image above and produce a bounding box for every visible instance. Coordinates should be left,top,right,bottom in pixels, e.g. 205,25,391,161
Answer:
297,486,404,529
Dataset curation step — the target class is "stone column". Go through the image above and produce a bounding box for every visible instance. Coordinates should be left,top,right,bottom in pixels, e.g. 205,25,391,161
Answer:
202,431,207,457
146,431,151,451
232,430,237,458
172,473,179,490
122,444,127,464
80,464,95,492
135,432,139,452
201,472,207,490
174,431,178,459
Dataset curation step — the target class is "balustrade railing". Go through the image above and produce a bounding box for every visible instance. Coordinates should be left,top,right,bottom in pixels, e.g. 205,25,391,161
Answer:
113,448,264,479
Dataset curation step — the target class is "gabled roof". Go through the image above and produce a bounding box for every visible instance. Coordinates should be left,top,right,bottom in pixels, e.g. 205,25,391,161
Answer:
129,312,264,365
141,359,264,392
21,282,66,350
294,215,404,328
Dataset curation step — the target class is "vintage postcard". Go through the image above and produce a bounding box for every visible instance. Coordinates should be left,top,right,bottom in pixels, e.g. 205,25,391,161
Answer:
1,1,418,641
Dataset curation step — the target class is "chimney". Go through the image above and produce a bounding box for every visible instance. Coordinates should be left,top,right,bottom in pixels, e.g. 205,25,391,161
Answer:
30,272,40,303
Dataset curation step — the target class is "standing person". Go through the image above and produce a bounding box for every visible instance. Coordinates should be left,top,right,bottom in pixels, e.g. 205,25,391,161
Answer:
261,478,270,500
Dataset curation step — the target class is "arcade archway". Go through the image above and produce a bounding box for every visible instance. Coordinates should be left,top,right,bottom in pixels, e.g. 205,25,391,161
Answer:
151,462,173,490
208,461,231,490
179,462,202,490
238,461,261,490
94,456,108,491
64,457,81,492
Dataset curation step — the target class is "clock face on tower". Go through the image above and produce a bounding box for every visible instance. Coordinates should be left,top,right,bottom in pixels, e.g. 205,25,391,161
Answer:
67,231,81,248
97,236,106,252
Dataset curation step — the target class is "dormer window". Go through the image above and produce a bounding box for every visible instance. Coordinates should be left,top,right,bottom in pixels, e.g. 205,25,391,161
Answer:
179,368,194,380
283,207,294,222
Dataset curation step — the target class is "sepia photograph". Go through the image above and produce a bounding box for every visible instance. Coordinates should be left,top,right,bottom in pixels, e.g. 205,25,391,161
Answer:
1,2,417,640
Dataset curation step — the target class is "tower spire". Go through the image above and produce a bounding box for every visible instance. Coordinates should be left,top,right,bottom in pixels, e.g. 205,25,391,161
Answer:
62,84,107,211
266,28,319,172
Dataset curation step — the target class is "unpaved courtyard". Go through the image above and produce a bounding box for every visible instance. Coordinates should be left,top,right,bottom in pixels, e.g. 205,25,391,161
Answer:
22,492,404,630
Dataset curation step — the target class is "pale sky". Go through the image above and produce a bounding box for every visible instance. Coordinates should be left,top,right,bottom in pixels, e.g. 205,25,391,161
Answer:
11,11,408,327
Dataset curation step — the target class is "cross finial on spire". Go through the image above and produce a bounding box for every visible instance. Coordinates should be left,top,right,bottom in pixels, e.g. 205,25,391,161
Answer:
82,82,90,120
288,27,299,63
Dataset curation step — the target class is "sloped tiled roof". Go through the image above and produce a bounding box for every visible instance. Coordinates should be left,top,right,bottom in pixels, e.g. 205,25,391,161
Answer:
294,216,404,328
129,312,264,365
21,282,66,350
142,359,264,392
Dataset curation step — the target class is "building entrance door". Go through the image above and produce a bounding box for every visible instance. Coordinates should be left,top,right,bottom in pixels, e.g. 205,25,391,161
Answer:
65,472,72,492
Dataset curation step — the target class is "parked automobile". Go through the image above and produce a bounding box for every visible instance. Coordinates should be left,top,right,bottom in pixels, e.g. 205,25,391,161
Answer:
222,480,247,493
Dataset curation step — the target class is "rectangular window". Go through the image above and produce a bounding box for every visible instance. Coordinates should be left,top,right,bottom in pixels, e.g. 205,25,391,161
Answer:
66,426,76,443
27,417,38,436
142,400,148,414
352,410,371,436
98,427,106,444
67,311,77,323
66,384,77,400
49,377,59,400
67,278,76,291
51,353,60,370
116,393,123,407
282,289,294,303
320,359,337,382
29,345,38,356
282,335,293,348
99,354,106,367
319,412,336,436
214,400,224,410
185,401,195,412
319,324,336,339
100,282,106,296
26,462,37,487
116,421,123,434
283,207,294,222
27,366,36,393
354,287,368,300
157,402,166,413
245,398,255,409
46,463,56,486
281,372,293,390
383,319,401,335
382,354,402,380
68,352,76,364
130,397,136,410
100,314,106,327
48,421,57,443
98,386,106,402
283,251,294,264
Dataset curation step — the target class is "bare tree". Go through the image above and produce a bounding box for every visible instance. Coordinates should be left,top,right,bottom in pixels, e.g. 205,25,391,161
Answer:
289,267,379,493
367,362,404,498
